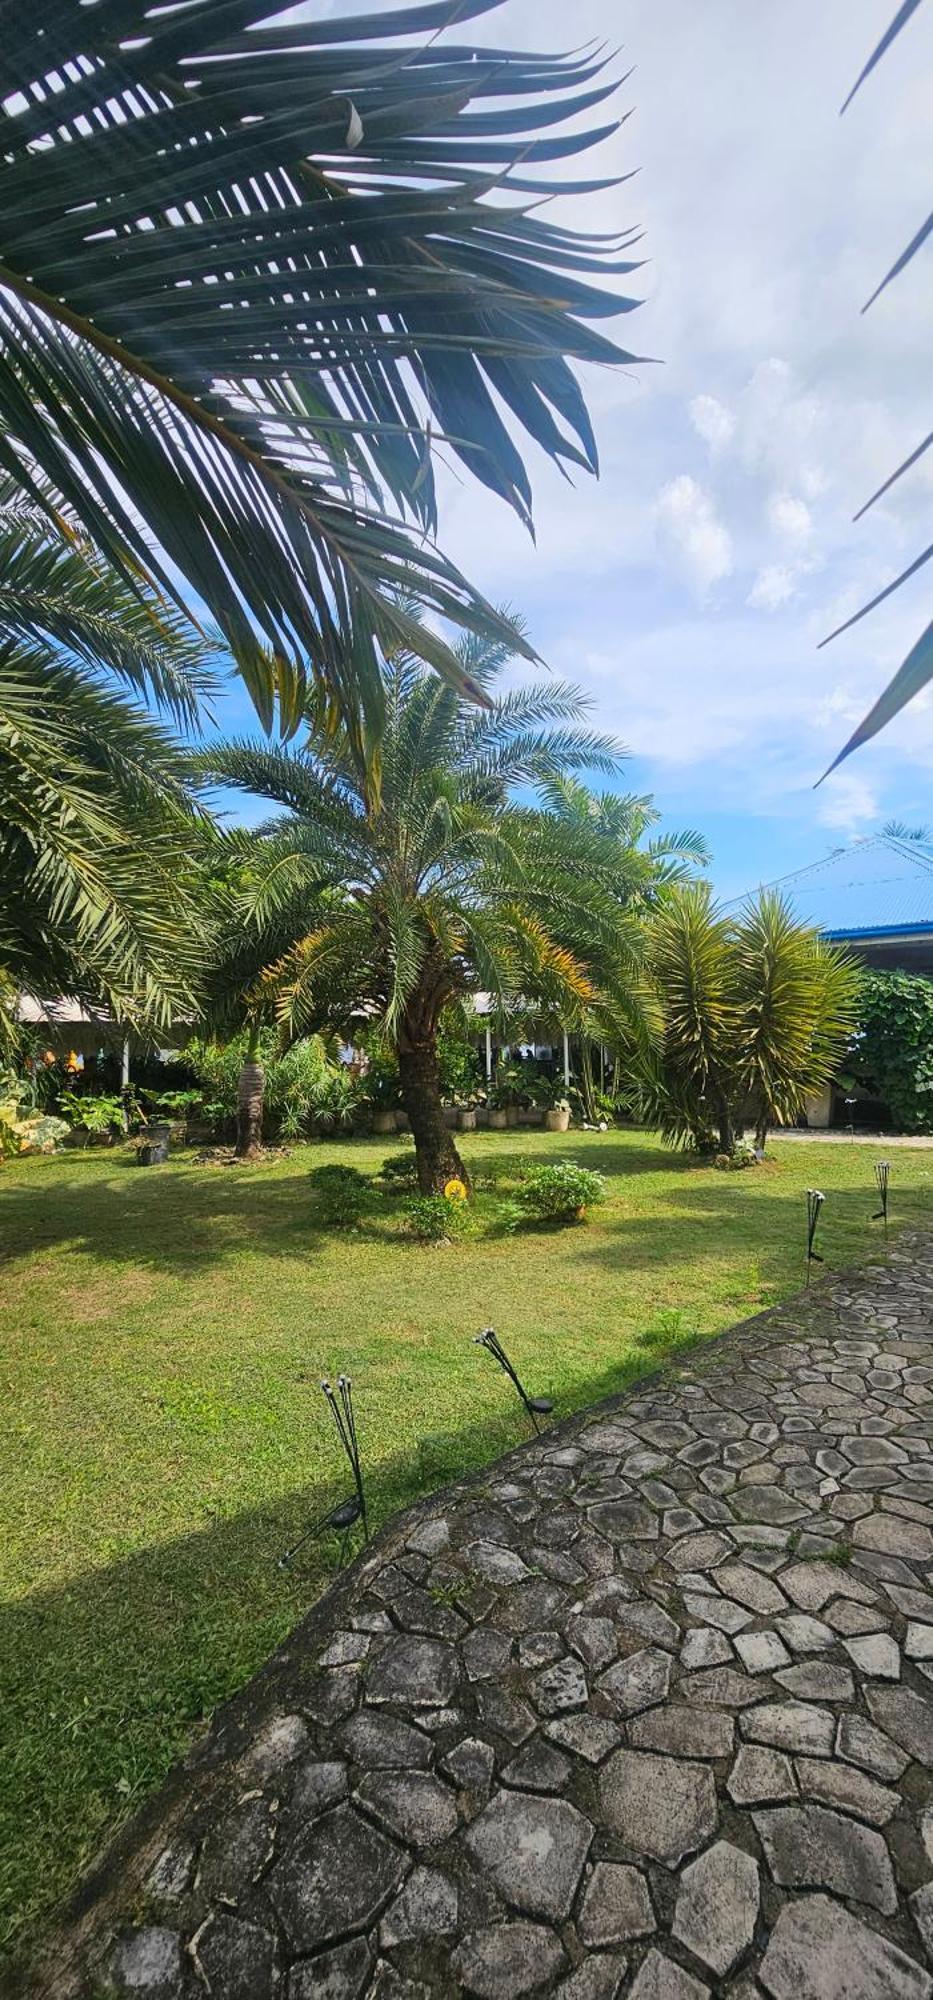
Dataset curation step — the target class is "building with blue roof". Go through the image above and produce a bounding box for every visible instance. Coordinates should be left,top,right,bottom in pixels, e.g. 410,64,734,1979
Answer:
736,831,933,975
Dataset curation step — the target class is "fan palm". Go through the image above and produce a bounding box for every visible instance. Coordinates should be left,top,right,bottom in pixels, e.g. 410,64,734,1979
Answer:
0,477,217,1027
196,630,665,1189
0,2,643,740
640,886,861,1153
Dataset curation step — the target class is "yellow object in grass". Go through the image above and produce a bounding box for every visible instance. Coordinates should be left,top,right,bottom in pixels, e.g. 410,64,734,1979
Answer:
444,1177,468,1203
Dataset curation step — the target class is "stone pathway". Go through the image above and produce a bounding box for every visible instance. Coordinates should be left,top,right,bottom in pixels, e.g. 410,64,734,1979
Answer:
39,1235,933,2000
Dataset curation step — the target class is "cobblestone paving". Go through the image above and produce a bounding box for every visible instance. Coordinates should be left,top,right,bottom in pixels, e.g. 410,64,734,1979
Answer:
52,1236,933,2000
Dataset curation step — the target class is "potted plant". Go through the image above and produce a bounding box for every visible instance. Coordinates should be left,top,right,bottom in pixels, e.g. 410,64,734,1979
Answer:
363,1048,402,1135
540,1078,572,1132
146,1088,203,1144
492,1061,524,1127
59,1090,127,1147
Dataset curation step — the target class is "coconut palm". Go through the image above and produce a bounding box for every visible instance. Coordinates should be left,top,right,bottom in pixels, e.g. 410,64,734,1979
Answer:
0,477,217,1026
196,630,665,1189
640,885,861,1153
0,3,643,738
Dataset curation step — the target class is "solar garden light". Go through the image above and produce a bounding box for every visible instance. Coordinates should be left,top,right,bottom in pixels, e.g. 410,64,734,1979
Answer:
872,1159,891,1240
805,1188,825,1286
474,1326,554,1434
279,1374,368,1571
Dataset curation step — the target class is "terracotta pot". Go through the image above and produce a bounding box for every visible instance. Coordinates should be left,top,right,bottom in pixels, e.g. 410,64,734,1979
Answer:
458,1108,477,1132
546,1107,570,1133
373,1110,396,1135
488,1108,508,1130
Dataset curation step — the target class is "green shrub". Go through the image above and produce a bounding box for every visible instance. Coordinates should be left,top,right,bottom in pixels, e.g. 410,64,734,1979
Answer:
505,1159,607,1229
0,1072,69,1158
845,970,933,1133
378,1149,418,1189
58,1091,126,1137
311,1164,370,1228
185,1029,361,1139
403,1192,471,1243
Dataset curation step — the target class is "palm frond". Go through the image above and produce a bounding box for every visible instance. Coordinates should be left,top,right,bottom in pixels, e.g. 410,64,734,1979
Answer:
0,3,643,734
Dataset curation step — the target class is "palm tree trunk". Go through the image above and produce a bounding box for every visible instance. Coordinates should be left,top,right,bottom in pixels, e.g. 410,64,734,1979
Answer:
397,1006,469,1194
236,1024,264,1160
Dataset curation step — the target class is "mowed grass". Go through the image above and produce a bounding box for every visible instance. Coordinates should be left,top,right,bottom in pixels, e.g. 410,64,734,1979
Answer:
1,1129,930,1965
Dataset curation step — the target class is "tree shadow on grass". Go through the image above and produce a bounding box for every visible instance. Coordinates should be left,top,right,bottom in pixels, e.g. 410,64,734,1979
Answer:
0,1136,698,1278
0,1339,669,1993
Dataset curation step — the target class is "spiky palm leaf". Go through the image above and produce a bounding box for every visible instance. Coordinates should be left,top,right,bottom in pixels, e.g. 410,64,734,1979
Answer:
0,2,643,739
822,0,931,772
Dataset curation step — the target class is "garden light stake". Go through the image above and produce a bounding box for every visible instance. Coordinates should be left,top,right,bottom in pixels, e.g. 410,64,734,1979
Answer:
806,1188,825,1286
474,1326,554,1433
278,1374,368,1570
872,1160,890,1238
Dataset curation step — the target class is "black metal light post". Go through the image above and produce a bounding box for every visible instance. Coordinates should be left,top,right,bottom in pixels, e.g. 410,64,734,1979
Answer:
278,1373,368,1571
805,1188,825,1286
872,1160,891,1239
474,1326,554,1433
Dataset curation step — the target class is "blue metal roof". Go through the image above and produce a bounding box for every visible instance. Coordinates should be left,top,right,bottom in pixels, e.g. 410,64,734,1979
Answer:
734,835,933,940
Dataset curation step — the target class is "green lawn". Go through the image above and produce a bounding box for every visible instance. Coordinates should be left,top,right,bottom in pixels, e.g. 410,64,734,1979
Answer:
1,1129,930,1967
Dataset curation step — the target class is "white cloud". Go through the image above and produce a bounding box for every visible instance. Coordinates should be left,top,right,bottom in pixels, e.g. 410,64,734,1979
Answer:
815,769,880,834
747,564,799,611
689,393,735,453
655,474,733,596
768,491,813,542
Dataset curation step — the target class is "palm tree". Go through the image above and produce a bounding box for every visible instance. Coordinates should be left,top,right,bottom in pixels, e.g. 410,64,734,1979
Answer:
522,775,709,1117
640,886,861,1153
0,3,643,737
197,631,660,1190
0,476,216,1027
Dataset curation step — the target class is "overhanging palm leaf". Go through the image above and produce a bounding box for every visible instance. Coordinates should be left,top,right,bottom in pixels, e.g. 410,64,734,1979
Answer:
0,2,643,736
821,0,931,773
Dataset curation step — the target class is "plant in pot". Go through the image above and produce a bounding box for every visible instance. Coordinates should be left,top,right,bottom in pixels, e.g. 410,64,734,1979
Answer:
537,1076,572,1132
363,1044,403,1135
59,1090,128,1146
491,1060,524,1127
146,1088,204,1144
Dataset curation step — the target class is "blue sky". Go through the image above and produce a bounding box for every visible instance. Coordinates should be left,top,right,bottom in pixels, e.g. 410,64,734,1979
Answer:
214,0,932,903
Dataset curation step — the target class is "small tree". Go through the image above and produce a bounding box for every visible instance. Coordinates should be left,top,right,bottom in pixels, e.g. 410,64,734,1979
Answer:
640,887,861,1152
197,632,668,1193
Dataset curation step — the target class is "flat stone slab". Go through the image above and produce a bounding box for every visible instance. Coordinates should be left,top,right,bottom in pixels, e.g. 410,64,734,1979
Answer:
463,1789,593,1919
759,1894,933,1999
599,1749,717,1864
268,1804,407,1951
672,1838,759,1976
41,1229,933,2000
